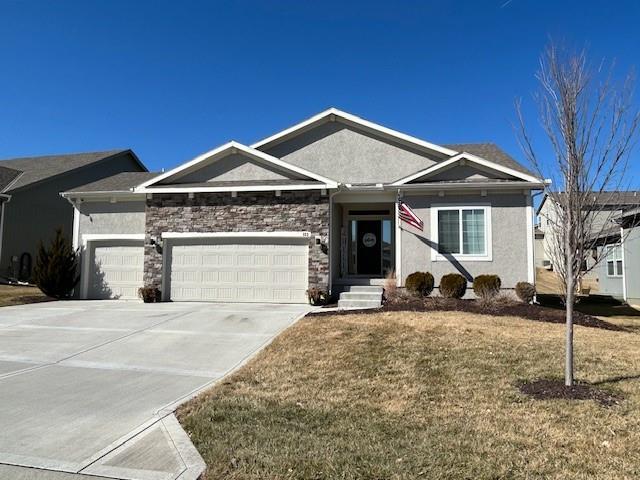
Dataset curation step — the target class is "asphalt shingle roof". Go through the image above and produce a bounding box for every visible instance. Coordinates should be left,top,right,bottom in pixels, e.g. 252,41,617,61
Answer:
66,171,160,193
444,143,536,177
0,150,129,192
0,166,23,192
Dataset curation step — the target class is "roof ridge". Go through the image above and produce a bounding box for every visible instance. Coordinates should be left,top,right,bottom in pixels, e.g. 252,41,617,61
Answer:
0,148,127,162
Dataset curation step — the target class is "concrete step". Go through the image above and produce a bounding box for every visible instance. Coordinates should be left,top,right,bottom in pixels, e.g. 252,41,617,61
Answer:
339,292,383,301
345,285,384,293
337,299,382,309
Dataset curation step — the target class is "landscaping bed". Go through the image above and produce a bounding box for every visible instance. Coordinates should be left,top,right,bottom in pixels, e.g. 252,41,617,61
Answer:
314,294,624,331
178,310,640,480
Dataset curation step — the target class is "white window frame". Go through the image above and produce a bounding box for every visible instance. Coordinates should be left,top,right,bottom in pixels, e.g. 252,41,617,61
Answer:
605,244,623,277
430,204,492,262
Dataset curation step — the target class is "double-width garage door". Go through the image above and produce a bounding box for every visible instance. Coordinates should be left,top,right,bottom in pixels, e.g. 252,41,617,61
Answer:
87,240,144,300
167,237,309,303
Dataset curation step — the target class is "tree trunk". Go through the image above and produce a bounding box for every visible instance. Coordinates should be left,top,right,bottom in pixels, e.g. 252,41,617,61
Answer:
565,285,575,386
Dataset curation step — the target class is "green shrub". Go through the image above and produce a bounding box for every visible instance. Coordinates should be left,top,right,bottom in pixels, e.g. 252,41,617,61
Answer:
515,281,536,304
439,273,467,299
405,271,435,297
33,228,79,299
473,275,502,300
138,286,161,303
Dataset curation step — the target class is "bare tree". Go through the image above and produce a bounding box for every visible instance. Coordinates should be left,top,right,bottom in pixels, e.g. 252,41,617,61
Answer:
517,43,640,386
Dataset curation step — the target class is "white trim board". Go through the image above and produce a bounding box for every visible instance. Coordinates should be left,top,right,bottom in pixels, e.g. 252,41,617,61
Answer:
139,183,333,194
391,153,542,186
526,194,535,283
81,234,145,247
136,141,338,190
161,231,311,240
251,107,458,157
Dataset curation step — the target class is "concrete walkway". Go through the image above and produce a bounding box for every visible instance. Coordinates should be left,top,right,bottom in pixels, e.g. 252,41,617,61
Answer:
0,301,311,479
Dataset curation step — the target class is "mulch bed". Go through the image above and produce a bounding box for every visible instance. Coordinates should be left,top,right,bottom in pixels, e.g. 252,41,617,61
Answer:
518,379,622,407
312,296,625,332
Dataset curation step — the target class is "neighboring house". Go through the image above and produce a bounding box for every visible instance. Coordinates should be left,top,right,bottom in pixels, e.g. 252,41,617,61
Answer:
537,191,640,272
587,208,640,304
62,108,544,302
0,150,147,281
537,191,640,298
534,226,546,268
615,208,640,308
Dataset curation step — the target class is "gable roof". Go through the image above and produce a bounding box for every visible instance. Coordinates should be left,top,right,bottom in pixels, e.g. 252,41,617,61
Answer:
0,149,144,192
251,108,458,158
0,166,23,192
537,191,640,215
137,141,338,191
391,152,543,186
64,172,160,195
443,143,536,177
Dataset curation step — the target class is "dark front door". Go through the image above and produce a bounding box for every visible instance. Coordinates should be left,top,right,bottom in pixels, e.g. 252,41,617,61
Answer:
356,220,382,275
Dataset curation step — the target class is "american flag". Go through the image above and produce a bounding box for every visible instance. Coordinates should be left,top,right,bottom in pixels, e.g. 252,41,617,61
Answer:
398,201,423,231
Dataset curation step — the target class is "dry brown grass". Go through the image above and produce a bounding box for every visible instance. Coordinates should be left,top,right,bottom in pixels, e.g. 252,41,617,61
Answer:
178,311,640,480
0,284,50,307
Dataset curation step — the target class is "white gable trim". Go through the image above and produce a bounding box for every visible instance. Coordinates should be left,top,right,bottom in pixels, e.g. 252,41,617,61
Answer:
251,107,458,157
135,141,338,190
137,183,332,194
390,152,542,186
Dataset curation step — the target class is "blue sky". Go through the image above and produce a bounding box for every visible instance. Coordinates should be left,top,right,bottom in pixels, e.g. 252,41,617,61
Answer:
0,0,638,176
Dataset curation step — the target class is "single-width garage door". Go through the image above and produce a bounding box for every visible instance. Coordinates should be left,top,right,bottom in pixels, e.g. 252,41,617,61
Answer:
167,237,309,303
88,241,144,300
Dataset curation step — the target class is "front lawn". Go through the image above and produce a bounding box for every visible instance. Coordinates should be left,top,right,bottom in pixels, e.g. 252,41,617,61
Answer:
0,284,51,307
178,311,640,480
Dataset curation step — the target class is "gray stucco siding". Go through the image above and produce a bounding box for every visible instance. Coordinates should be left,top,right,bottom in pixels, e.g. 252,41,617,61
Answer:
77,201,146,237
262,122,441,184
400,193,529,290
165,153,299,184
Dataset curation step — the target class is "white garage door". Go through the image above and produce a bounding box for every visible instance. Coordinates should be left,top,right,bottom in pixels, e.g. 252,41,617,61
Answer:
167,237,309,303
88,241,144,300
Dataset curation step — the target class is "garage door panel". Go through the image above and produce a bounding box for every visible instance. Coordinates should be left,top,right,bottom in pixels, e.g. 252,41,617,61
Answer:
168,238,309,303
89,242,144,300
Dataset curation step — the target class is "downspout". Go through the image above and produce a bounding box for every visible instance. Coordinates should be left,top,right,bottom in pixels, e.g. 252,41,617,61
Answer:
395,188,402,287
0,194,12,269
621,225,627,303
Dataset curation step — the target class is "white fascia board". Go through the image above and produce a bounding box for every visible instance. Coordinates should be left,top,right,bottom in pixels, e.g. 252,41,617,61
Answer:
392,181,545,192
251,107,458,157
136,141,337,190
137,183,334,194
81,233,145,246
61,191,146,200
391,153,543,186
162,231,310,239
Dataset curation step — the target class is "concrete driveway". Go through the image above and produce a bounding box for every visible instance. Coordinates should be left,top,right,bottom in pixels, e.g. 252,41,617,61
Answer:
0,301,311,480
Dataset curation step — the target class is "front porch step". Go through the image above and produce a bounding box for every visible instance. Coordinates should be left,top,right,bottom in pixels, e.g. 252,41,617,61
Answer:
339,291,383,301
338,299,383,309
337,286,383,310
345,285,383,294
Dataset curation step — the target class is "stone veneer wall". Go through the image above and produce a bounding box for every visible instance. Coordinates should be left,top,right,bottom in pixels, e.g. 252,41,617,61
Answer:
144,191,330,294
